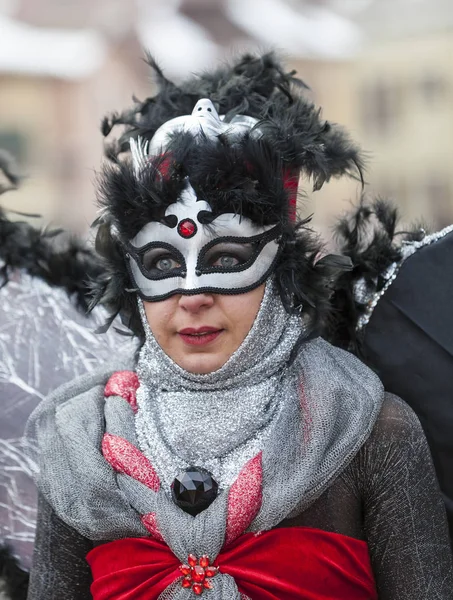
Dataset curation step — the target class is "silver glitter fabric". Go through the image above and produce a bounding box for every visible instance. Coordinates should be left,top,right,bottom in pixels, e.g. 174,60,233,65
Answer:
135,281,303,489
27,391,453,599
356,223,453,330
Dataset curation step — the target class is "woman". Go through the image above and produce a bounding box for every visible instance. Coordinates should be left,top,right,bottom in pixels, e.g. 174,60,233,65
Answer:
25,53,453,599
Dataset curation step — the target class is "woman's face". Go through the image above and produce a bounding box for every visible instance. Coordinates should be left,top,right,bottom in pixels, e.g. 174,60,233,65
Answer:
143,284,265,374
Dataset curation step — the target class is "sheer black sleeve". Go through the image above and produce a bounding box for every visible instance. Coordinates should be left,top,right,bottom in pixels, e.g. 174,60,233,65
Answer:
358,394,453,599
279,393,453,597
27,493,93,600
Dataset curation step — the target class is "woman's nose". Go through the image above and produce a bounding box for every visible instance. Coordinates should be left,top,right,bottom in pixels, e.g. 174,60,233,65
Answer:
178,293,215,313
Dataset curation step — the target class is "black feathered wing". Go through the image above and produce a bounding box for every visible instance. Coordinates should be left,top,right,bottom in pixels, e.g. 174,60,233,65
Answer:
328,199,453,545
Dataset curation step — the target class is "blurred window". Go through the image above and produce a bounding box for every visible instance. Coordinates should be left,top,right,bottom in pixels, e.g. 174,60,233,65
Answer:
376,176,407,210
418,74,447,106
425,177,451,228
180,0,245,45
361,80,401,136
0,130,27,165
56,148,79,181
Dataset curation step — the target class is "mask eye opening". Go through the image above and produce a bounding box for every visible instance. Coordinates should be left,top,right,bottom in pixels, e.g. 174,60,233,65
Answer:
196,226,281,275
126,241,187,281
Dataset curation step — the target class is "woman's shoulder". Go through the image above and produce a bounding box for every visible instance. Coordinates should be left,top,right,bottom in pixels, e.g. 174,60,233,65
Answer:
44,357,134,403
340,392,426,477
368,392,426,445
25,357,136,442
347,392,434,495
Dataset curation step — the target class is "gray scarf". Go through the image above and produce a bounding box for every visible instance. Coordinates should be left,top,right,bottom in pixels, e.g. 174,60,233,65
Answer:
135,281,303,488
26,283,385,599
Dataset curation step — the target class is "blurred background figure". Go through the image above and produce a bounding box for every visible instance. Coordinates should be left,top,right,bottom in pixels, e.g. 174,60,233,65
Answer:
1,0,453,235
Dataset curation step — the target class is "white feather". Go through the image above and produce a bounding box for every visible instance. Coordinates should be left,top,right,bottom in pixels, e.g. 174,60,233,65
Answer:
130,136,149,177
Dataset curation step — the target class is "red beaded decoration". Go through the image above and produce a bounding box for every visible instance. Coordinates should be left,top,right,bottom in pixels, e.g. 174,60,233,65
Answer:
199,556,210,569
188,554,198,567
177,219,197,238
182,577,192,589
179,554,219,595
204,566,218,578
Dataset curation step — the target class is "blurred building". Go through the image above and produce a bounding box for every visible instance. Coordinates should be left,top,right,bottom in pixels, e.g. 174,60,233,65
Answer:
0,0,363,234
1,0,452,234
0,1,148,231
353,0,453,228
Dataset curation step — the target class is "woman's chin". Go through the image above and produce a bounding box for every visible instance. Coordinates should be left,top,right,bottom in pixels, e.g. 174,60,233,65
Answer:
176,352,228,375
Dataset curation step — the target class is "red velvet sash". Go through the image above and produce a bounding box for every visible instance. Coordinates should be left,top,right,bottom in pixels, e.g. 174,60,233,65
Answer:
87,527,377,600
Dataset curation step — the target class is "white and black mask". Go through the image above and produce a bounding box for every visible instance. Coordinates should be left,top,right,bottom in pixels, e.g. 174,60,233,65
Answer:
126,180,281,301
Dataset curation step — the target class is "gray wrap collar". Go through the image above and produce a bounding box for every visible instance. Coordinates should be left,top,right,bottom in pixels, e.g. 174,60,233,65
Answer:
135,281,304,488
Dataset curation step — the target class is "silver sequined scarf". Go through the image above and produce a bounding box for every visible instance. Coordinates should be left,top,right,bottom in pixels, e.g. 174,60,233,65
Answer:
135,281,304,489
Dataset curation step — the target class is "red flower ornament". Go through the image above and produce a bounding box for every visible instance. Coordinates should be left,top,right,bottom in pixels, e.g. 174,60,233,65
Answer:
179,554,219,595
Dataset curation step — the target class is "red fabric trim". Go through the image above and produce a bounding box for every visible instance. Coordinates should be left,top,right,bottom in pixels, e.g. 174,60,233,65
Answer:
102,434,160,492
141,512,165,542
225,453,262,546
87,527,377,600
88,536,181,599
104,371,139,412
282,167,299,223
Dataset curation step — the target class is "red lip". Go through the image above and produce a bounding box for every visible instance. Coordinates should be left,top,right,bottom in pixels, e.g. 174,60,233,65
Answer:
178,326,223,346
179,327,220,334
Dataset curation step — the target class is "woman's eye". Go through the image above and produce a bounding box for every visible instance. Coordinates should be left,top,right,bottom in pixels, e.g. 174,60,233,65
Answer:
141,248,182,273
212,254,240,268
203,243,254,270
155,257,179,271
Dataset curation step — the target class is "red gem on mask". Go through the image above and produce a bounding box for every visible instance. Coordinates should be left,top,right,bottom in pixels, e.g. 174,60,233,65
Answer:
177,219,197,238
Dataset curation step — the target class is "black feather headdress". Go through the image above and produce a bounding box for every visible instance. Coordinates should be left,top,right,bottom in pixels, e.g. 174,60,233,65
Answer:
92,52,362,339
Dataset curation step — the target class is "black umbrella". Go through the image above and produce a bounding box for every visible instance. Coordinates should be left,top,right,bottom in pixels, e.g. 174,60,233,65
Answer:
331,200,453,544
